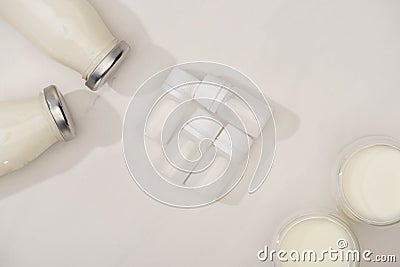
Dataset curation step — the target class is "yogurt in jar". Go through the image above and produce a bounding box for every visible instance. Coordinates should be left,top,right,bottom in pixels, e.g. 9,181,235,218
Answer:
275,215,359,267
338,141,400,225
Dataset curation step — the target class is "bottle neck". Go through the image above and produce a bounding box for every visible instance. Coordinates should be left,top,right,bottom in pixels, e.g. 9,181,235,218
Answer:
41,85,76,142
40,94,64,142
82,38,119,80
83,40,131,91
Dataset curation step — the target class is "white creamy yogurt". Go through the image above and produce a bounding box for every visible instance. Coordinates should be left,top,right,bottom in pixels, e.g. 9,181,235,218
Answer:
276,215,359,267
339,144,400,225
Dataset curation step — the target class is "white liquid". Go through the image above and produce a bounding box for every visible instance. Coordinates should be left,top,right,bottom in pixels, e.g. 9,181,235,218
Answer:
340,145,400,224
0,0,117,79
276,216,358,267
0,94,63,176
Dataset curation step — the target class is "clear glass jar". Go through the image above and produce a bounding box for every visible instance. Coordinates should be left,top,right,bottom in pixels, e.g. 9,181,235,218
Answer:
336,136,400,226
274,212,360,267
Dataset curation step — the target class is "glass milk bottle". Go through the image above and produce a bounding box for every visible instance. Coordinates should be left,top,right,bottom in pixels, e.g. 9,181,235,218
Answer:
0,0,130,91
0,86,75,177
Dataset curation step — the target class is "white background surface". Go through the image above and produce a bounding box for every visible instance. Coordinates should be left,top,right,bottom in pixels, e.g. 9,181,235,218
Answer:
0,0,399,266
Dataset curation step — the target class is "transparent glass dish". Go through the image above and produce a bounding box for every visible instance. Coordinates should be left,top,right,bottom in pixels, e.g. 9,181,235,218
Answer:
274,212,360,267
336,136,400,226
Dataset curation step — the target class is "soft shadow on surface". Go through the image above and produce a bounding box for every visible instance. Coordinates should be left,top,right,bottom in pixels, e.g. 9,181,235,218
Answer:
0,90,121,200
91,0,175,96
219,99,300,206
268,99,300,142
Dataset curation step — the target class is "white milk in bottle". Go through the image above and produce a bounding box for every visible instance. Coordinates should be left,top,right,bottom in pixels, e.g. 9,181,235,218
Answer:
0,0,130,90
0,86,75,176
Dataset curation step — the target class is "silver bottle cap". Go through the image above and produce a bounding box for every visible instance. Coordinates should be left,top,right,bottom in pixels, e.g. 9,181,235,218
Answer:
85,40,131,91
43,85,76,141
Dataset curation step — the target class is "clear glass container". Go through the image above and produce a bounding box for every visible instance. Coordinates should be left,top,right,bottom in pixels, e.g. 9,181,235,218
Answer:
336,136,400,226
274,212,360,267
